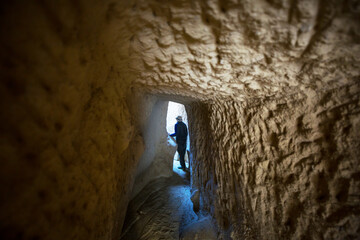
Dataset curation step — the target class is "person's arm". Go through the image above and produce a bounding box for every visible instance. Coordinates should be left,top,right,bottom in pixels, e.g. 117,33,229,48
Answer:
169,124,177,137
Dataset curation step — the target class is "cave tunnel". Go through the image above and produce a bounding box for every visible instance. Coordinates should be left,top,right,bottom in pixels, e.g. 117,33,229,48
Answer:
0,0,359,240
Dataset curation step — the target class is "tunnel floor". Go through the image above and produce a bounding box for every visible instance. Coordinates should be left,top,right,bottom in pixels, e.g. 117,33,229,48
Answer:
120,161,217,240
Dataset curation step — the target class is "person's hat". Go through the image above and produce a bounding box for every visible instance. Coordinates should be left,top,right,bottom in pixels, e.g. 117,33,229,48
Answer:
176,116,182,121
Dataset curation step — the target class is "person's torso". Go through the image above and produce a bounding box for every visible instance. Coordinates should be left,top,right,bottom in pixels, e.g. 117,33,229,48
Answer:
176,122,187,140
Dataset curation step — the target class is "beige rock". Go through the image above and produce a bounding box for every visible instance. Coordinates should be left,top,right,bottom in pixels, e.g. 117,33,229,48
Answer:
0,0,359,240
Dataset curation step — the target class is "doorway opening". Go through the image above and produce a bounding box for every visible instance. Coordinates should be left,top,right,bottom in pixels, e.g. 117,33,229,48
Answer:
166,101,190,173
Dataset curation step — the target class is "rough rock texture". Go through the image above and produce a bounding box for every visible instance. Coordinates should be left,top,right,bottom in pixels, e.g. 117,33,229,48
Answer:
191,189,200,213
128,93,176,198
0,1,145,239
181,217,217,240
0,0,359,239
121,163,197,240
187,85,360,239
126,0,360,102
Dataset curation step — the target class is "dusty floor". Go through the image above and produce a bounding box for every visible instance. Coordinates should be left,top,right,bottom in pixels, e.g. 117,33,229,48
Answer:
120,160,217,240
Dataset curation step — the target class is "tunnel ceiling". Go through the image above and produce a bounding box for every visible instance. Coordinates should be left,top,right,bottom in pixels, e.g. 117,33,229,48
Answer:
111,0,359,101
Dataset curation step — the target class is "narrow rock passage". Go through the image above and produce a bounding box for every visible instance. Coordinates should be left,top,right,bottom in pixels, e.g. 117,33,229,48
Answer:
120,161,217,240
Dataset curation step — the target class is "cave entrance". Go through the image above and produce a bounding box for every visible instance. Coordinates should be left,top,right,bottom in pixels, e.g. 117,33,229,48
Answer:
166,101,190,173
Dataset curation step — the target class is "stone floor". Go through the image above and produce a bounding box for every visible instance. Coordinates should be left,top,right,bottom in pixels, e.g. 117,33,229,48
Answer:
120,160,217,240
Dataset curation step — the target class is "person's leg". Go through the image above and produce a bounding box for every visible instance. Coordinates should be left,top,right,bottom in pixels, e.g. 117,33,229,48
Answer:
177,143,186,169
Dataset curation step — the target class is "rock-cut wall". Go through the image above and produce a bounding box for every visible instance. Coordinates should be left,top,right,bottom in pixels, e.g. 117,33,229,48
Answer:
187,83,360,239
0,0,359,239
127,91,176,199
0,1,144,239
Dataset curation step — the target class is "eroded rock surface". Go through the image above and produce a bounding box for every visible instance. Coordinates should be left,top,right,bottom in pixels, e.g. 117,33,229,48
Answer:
0,0,359,239
187,85,360,239
181,217,217,240
121,0,360,102
121,165,198,240
128,94,177,198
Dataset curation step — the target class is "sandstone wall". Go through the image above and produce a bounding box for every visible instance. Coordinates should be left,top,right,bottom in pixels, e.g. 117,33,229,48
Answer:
187,83,360,239
0,1,143,239
128,92,176,198
0,0,359,239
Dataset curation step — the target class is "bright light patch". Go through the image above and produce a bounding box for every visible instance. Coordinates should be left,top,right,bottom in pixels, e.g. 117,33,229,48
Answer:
166,101,188,134
166,101,190,152
166,101,191,169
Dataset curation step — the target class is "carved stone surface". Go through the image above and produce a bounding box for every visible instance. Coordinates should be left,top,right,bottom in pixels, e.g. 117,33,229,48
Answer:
0,0,359,239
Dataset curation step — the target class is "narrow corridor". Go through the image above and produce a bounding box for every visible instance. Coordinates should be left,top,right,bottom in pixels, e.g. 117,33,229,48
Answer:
1,1,359,239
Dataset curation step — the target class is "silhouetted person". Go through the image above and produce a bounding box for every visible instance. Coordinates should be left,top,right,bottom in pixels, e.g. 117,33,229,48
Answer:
170,116,188,170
